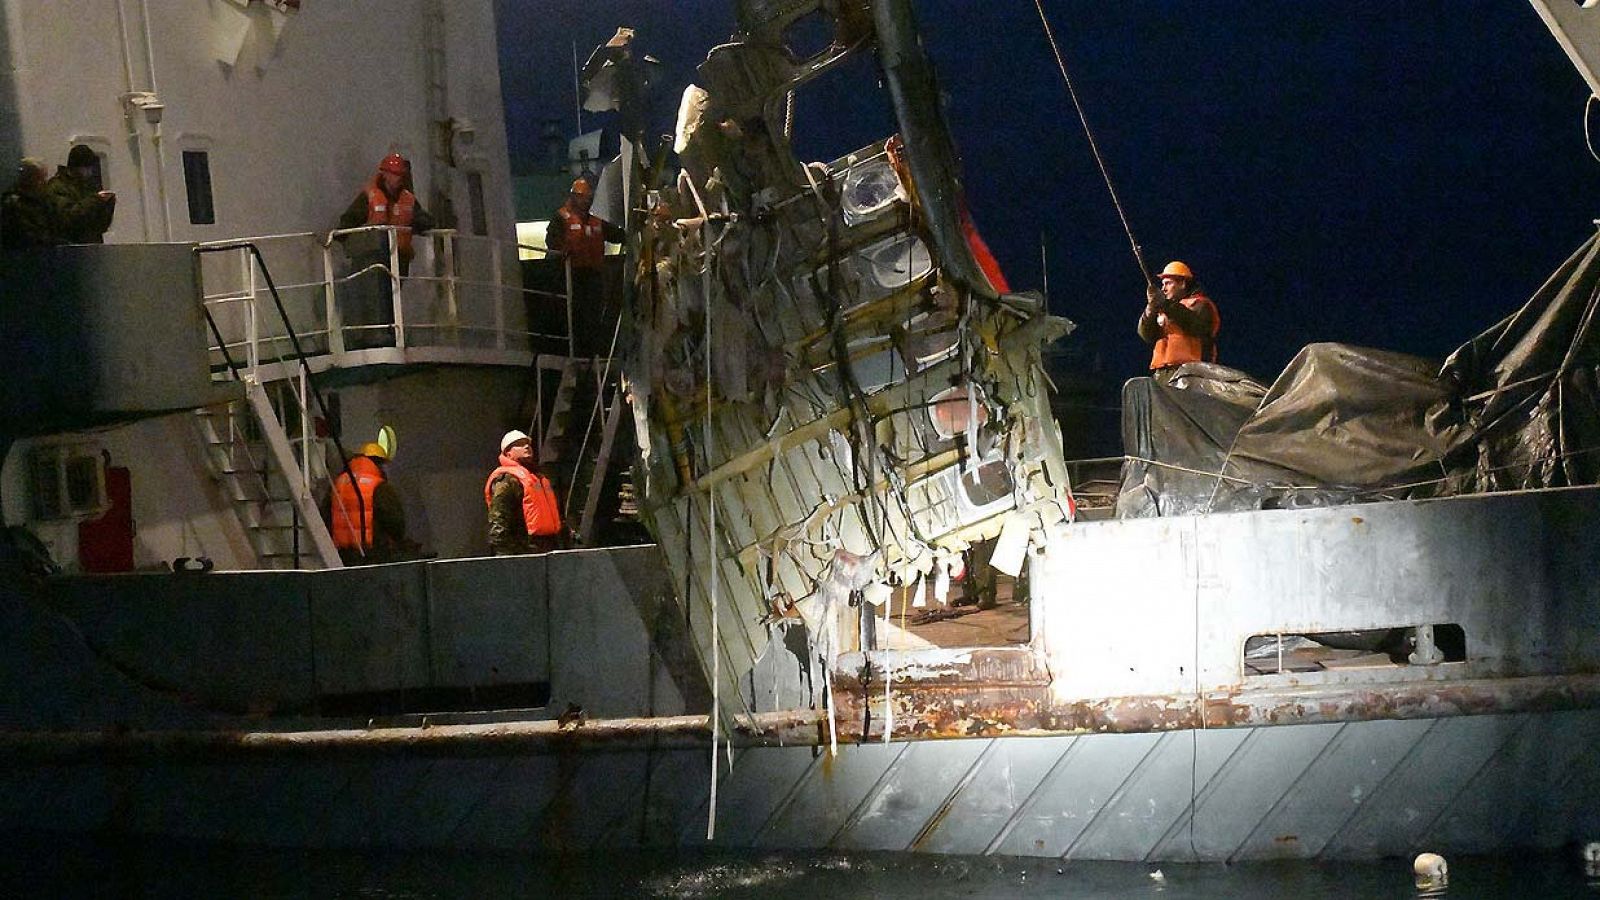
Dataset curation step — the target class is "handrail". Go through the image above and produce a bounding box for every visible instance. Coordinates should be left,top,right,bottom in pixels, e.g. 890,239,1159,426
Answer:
200,303,245,383
199,226,574,365
201,226,557,258
196,241,364,564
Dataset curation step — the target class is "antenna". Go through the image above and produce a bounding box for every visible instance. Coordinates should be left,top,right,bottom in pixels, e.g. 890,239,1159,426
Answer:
572,41,583,135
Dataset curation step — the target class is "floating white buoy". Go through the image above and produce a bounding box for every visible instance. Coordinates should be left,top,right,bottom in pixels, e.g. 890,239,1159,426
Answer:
1413,852,1448,890
1583,841,1600,877
1148,868,1165,881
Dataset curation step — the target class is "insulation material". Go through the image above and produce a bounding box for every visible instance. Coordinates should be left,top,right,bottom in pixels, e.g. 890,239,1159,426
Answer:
988,511,1031,578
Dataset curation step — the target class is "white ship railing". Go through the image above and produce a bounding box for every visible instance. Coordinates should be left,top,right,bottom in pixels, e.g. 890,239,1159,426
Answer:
197,226,577,381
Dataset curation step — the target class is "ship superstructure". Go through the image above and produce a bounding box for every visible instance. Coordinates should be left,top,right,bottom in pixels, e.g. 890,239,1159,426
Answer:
0,0,548,570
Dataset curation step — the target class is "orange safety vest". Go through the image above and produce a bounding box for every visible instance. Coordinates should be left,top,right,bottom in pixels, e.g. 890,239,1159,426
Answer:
365,184,417,261
330,455,384,550
556,204,606,270
1149,293,1220,370
484,456,563,537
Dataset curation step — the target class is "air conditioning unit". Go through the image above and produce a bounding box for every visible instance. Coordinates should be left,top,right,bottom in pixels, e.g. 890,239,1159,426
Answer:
29,443,108,521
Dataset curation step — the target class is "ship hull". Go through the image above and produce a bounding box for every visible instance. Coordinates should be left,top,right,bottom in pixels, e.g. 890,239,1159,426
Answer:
3,709,1597,861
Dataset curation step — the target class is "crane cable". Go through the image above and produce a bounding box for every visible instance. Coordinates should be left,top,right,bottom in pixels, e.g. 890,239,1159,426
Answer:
1032,0,1155,285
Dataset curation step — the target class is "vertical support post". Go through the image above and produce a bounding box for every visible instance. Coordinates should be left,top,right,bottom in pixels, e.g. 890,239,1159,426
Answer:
443,231,460,332
298,370,311,496
389,226,407,350
535,358,545,452
565,257,575,358
491,237,505,350
323,240,344,356
1409,624,1444,666
244,246,260,378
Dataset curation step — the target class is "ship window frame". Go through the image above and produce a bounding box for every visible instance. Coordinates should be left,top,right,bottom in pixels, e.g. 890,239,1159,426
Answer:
28,441,107,522
466,169,490,236
182,149,217,226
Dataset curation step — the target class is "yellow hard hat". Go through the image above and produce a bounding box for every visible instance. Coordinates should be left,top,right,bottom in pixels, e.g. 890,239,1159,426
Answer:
1159,261,1194,281
359,442,388,460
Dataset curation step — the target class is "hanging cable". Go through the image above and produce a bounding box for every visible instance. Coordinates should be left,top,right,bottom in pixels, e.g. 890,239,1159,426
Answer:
703,226,722,842
1586,95,1600,166
1032,0,1154,284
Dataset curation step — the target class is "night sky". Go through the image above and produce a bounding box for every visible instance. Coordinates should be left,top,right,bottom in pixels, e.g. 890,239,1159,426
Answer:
496,2,1600,386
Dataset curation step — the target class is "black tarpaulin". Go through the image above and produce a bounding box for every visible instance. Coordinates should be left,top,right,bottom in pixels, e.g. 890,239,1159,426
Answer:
1116,229,1600,517
1442,231,1600,491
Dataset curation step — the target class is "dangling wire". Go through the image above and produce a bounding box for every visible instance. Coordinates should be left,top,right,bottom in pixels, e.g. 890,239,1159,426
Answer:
704,230,722,842
1585,95,1600,165
1032,0,1154,285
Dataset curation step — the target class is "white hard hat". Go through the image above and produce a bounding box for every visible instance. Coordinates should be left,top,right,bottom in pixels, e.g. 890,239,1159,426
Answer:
500,429,531,452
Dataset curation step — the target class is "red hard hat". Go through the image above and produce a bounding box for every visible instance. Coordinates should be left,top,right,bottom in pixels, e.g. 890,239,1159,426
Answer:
570,177,593,197
378,153,408,176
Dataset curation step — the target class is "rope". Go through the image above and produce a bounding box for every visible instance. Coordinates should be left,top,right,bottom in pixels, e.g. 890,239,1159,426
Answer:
704,231,721,842
1032,0,1153,284
1128,431,1600,501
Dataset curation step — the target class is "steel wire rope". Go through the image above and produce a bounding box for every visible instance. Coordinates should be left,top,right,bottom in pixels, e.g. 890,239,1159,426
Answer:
1032,0,1154,284
703,227,722,842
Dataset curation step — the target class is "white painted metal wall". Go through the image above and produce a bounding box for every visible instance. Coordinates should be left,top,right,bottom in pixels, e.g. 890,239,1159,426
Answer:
0,0,515,248
0,1,529,571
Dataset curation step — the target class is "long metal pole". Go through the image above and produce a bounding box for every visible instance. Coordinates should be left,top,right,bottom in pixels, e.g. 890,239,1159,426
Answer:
1032,0,1153,284
572,41,583,137
1040,230,1050,309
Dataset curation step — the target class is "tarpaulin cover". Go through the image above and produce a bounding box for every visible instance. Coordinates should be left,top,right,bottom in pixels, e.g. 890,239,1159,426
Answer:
1117,230,1600,517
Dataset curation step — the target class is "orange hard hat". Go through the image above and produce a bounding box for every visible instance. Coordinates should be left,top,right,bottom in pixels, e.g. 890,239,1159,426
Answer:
570,177,593,197
378,153,408,176
1158,261,1194,281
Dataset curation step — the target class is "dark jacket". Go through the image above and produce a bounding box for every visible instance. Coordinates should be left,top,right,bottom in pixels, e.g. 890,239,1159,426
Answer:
338,182,435,274
1,189,61,249
320,470,407,564
544,204,625,264
487,473,530,555
45,169,114,244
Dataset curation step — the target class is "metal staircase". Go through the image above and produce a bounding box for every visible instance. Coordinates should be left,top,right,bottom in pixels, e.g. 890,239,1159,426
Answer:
194,383,341,569
196,240,359,569
532,355,633,545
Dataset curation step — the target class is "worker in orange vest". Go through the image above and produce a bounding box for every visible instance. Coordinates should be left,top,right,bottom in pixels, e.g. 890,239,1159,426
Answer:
338,153,435,274
1138,260,1220,377
545,177,625,353
325,442,407,566
486,430,564,555
334,153,435,348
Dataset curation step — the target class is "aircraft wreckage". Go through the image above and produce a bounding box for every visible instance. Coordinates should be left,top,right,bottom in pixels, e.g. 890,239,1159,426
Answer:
612,0,1074,735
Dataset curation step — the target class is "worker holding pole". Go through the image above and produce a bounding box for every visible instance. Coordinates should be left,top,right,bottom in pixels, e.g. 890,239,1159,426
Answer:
1138,260,1220,378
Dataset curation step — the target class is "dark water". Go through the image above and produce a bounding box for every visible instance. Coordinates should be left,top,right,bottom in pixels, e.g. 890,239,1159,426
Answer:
5,835,1597,898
